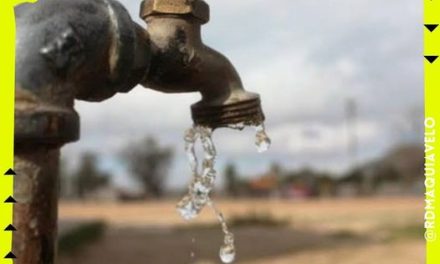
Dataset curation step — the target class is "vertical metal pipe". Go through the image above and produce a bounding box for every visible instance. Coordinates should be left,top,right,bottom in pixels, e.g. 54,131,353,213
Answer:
13,147,60,264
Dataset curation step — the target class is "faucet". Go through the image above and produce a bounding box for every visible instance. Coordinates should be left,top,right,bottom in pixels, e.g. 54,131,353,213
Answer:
13,0,265,263
139,0,265,128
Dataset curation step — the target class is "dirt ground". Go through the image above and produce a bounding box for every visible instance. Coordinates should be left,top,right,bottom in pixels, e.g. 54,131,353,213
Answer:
57,197,425,264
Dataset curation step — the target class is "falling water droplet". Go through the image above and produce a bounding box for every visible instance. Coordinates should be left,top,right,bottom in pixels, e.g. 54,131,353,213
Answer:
178,122,269,263
184,127,199,174
208,201,236,263
255,124,271,153
177,126,217,220
228,122,246,131
190,237,197,261
177,195,199,220
219,244,236,263
193,180,211,195
201,130,216,161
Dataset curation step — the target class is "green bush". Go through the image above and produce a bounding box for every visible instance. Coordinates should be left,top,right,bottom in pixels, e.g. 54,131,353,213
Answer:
229,211,290,228
58,221,106,255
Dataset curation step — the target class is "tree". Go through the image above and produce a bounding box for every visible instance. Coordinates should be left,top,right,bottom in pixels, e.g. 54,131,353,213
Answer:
59,158,72,199
73,152,110,199
122,136,173,198
224,163,239,197
270,162,282,176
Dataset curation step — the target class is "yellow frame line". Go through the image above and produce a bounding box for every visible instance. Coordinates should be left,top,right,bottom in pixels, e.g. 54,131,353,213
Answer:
0,0,435,263
0,1,36,263
425,0,440,264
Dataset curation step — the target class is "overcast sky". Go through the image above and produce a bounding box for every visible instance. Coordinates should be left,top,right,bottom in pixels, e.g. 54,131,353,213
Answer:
62,0,423,190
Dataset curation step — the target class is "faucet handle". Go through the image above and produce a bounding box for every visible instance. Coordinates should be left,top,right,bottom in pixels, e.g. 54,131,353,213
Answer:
140,0,210,24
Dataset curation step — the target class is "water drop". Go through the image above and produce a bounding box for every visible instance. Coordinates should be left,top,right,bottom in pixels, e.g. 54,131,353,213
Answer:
176,195,200,220
202,169,216,180
185,144,197,174
224,233,234,244
192,180,211,195
228,122,245,131
219,244,236,263
255,124,271,153
200,128,216,159
184,127,197,142
255,134,271,153
178,122,269,263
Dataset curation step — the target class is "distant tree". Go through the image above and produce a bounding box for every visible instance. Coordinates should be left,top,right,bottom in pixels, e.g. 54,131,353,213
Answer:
316,174,337,197
224,163,239,197
270,162,282,176
373,165,400,185
73,153,110,199
122,137,173,198
59,158,71,199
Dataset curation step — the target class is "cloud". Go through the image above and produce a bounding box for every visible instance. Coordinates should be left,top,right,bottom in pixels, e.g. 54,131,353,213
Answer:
62,0,423,189
271,121,378,155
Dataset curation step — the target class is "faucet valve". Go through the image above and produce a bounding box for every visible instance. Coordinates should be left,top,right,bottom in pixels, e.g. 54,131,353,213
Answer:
140,0,210,24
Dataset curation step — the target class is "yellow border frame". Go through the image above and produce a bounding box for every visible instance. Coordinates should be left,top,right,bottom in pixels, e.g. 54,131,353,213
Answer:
0,1,36,263
0,0,435,263
425,1,440,263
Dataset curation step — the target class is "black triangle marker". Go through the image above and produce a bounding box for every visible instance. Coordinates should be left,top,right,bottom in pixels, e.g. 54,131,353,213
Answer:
4,224,17,231
4,196,17,203
425,24,439,32
4,169,16,176
425,56,438,63
4,252,16,259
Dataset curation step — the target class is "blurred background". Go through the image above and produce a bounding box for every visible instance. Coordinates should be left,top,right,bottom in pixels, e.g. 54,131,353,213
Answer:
57,0,425,263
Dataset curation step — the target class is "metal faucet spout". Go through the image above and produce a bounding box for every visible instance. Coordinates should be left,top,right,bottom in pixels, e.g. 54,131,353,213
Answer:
140,0,265,128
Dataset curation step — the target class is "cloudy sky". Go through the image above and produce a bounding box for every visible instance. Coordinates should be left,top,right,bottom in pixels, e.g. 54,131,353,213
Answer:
62,0,423,190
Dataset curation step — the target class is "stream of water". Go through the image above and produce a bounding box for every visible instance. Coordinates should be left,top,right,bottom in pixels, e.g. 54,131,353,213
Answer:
177,123,271,263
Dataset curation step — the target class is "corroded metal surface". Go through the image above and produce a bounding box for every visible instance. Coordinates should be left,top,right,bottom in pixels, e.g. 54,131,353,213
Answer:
15,0,151,145
14,0,150,263
140,0,210,24
191,97,265,128
13,148,59,264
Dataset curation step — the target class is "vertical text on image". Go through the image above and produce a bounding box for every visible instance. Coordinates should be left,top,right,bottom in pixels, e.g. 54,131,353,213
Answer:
425,117,436,241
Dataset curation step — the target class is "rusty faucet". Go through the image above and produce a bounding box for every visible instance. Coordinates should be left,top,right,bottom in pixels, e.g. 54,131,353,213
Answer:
13,0,265,263
140,0,264,127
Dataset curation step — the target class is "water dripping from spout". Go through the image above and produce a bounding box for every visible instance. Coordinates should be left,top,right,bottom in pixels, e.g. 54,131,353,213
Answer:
177,122,270,263
255,124,271,153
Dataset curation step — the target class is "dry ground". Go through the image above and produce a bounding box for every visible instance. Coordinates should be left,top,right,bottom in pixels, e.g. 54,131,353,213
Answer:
57,197,425,264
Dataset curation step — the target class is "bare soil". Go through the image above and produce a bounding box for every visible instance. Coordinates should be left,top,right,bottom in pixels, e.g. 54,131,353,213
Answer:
57,197,425,264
